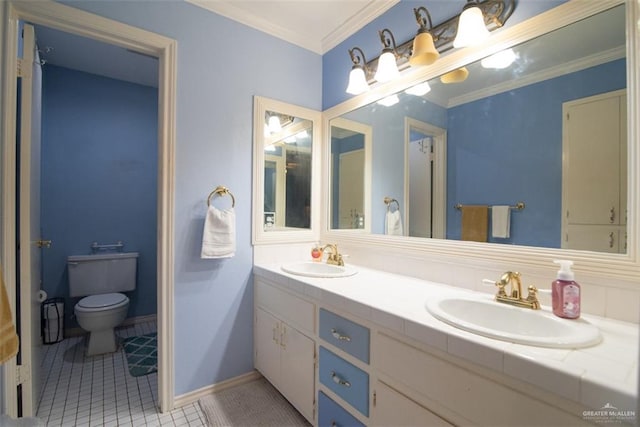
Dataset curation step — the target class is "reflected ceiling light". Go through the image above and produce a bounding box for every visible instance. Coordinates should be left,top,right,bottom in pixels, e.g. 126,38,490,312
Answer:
481,48,516,69
405,81,432,96
377,94,399,107
264,145,277,152
453,1,490,48
346,47,371,95
343,0,514,95
440,67,469,83
296,130,309,139
267,115,282,133
374,29,400,83
284,136,297,144
409,7,439,67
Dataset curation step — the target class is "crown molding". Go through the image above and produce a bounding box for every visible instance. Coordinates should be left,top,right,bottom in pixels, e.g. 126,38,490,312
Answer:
448,46,626,108
186,0,398,54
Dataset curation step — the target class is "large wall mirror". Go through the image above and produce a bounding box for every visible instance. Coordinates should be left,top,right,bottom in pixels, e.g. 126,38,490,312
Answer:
253,96,322,244
323,0,639,280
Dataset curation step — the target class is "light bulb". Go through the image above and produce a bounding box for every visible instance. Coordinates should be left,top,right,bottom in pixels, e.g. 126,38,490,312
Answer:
453,5,489,48
374,51,399,83
268,116,281,133
346,67,369,95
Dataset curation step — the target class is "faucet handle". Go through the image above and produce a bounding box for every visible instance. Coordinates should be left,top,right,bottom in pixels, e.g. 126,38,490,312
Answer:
483,278,507,297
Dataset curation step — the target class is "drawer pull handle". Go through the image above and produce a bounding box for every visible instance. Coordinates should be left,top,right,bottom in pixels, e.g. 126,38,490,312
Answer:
331,328,351,342
331,371,351,388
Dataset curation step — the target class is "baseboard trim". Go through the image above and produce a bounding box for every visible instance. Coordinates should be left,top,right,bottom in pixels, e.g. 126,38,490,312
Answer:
65,314,158,338
173,370,262,409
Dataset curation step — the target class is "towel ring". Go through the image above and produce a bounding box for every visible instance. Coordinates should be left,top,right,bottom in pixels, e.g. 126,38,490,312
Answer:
383,197,400,212
207,186,235,207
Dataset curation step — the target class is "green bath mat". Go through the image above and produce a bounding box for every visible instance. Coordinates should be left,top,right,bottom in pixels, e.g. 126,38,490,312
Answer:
123,332,157,377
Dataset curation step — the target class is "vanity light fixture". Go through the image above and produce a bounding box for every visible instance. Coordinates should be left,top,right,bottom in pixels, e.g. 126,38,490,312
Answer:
405,81,432,96
440,67,469,83
409,7,439,66
374,29,401,83
267,115,282,133
344,0,514,94
377,94,400,107
346,47,371,95
453,0,491,48
481,48,516,69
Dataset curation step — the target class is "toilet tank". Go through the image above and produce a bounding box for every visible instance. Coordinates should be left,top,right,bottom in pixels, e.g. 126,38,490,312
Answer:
68,252,139,297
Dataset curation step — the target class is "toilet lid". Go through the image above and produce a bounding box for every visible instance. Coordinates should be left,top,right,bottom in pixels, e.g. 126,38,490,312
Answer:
77,293,127,309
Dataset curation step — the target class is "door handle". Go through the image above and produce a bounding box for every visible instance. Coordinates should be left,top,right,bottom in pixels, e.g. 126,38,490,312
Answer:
36,239,52,248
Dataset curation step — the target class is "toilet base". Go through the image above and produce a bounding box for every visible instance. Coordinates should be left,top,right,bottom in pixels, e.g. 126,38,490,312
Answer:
85,329,117,356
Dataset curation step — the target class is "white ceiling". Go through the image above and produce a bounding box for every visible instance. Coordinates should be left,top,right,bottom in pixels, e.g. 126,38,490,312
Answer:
33,0,397,87
185,0,398,54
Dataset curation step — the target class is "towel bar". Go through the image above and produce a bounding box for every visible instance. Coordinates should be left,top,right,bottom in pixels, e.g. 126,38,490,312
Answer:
454,202,525,211
207,186,235,207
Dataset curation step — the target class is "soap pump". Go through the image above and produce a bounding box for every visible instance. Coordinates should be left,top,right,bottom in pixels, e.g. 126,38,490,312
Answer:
552,260,581,319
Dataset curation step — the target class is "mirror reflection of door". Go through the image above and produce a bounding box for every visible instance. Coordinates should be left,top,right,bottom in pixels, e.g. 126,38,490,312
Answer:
405,118,447,239
263,110,312,230
330,118,370,229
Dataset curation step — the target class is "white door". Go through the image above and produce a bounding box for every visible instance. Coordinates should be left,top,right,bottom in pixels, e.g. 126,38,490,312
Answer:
338,149,364,228
254,308,280,385
17,23,44,416
279,324,314,422
408,137,432,238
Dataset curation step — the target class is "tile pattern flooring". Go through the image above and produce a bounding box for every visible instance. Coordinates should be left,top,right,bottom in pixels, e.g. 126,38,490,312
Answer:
37,321,207,426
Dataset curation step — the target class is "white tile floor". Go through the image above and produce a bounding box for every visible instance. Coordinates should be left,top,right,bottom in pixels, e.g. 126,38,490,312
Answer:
37,321,207,427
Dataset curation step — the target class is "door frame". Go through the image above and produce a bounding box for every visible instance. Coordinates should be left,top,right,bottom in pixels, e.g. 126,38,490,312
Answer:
1,1,177,415
404,117,447,239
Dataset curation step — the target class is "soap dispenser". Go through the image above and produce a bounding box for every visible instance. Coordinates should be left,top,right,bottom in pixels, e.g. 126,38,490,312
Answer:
552,260,581,319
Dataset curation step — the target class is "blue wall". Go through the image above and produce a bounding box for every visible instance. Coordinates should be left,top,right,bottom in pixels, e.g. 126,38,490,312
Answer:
446,59,626,246
59,0,322,396
41,65,158,326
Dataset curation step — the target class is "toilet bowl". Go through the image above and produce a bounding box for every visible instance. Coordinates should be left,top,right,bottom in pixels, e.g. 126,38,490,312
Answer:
68,252,138,356
75,293,129,356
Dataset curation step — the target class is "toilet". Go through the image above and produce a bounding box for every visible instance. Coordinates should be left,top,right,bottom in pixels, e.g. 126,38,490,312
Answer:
68,252,138,356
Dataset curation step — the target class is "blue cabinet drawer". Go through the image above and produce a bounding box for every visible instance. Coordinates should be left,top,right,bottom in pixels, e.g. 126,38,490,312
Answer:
318,391,365,427
319,308,370,364
319,347,369,417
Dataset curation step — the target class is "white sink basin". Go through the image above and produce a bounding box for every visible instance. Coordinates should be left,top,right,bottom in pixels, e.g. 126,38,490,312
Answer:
281,262,357,278
426,295,601,348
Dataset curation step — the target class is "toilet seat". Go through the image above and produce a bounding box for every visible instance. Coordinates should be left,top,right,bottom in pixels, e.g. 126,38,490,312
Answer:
76,293,128,312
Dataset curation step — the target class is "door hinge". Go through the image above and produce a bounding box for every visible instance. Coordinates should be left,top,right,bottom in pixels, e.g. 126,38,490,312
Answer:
312,399,316,419
16,365,31,386
373,390,377,407
17,58,25,78
313,348,317,369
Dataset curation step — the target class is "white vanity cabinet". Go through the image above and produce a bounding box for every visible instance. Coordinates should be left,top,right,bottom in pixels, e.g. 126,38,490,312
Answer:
254,278,316,423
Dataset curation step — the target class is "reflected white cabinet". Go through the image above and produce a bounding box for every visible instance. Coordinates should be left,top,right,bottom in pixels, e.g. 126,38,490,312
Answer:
563,90,627,252
254,280,316,423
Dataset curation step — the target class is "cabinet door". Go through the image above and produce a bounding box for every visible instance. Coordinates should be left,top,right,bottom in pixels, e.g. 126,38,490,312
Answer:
255,308,281,385
280,324,315,422
565,95,620,225
372,381,452,427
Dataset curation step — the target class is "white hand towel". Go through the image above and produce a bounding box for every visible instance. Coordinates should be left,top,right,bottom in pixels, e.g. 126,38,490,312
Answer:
491,205,511,238
201,206,236,258
385,210,403,236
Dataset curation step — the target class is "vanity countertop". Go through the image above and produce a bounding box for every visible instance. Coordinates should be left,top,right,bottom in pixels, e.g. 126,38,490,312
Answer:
253,262,638,414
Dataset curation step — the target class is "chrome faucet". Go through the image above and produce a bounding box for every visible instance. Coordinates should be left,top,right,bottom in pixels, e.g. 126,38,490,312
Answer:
322,244,344,266
493,271,540,310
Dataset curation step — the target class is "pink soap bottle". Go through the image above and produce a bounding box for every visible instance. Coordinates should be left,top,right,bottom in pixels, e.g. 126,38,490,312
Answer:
552,260,580,319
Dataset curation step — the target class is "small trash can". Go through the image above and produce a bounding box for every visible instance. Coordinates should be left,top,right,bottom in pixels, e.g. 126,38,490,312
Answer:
41,297,64,345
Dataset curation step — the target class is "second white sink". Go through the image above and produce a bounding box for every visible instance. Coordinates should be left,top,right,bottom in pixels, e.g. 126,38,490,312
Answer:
281,262,357,278
426,295,601,348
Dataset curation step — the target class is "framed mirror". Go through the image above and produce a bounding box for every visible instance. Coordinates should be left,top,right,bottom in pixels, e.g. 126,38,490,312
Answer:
322,0,639,280
253,96,321,244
